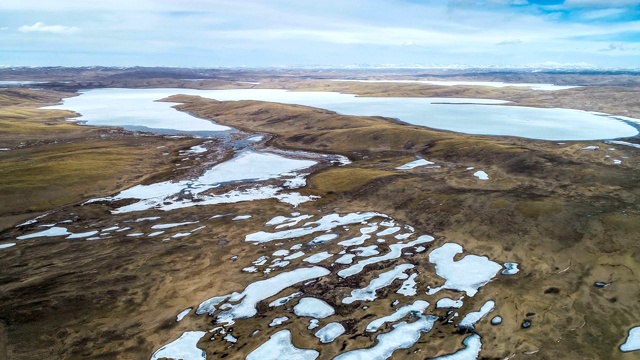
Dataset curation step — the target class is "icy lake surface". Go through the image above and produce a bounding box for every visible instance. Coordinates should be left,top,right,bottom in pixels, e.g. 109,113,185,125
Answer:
47,88,639,141
331,79,579,91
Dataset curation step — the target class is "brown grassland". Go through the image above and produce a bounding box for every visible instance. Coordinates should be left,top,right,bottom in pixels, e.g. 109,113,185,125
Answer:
0,74,640,359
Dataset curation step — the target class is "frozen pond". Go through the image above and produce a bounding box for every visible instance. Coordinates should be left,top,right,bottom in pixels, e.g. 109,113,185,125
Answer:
46,88,639,141
45,88,232,134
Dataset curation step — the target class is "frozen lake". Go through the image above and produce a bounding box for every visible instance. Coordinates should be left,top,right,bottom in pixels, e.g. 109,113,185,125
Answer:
331,79,579,91
46,88,639,141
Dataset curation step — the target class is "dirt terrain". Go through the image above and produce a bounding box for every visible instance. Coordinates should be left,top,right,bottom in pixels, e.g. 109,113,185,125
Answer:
0,70,640,359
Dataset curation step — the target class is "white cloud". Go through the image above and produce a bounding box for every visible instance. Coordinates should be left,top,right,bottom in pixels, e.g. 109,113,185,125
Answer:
563,0,640,7
497,39,523,45
18,22,80,34
580,8,627,19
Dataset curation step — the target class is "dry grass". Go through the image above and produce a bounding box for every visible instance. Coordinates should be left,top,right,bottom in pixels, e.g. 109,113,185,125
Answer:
309,167,395,192
0,89,195,228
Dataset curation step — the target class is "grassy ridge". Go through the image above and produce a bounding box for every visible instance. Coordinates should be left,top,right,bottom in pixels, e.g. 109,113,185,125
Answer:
0,89,196,229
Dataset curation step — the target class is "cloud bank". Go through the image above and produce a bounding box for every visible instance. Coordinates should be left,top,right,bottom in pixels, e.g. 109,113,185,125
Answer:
18,22,80,35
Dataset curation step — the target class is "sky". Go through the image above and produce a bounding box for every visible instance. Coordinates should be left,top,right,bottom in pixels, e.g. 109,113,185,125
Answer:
0,0,639,68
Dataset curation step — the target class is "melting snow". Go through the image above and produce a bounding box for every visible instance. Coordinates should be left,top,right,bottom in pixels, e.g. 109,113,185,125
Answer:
151,221,198,229
66,230,99,239
269,316,289,327
377,227,401,236
224,333,238,343
352,245,380,257
366,300,430,332
338,234,371,247
17,226,70,240
196,295,230,316
217,267,330,323
267,214,314,228
458,300,495,330
607,140,640,149
246,212,384,244
242,266,259,273
232,215,252,220
151,331,207,360
396,158,436,170
397,273,418,296
273,249,290,257
335,253,356,265
473,171,489,180
343,264,414,304
135,216,161,222
334,315,438,360
308,234,339,245
294,297,335,318
426,243,502,297
269,292,302,307
502,262,519,275
284,251,305,260
89,151,318,213
308,319,320,330
338,236,433,278
184,145,207,154
431,334,482,360
0,243,16,249
176,308,192,322
303,251,333,264
620,326,640,352
315,322,346,343
436,297,464,309
246,330,319,360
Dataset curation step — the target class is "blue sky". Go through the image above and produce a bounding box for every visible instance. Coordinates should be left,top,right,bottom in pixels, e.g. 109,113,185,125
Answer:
0,0,639,68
